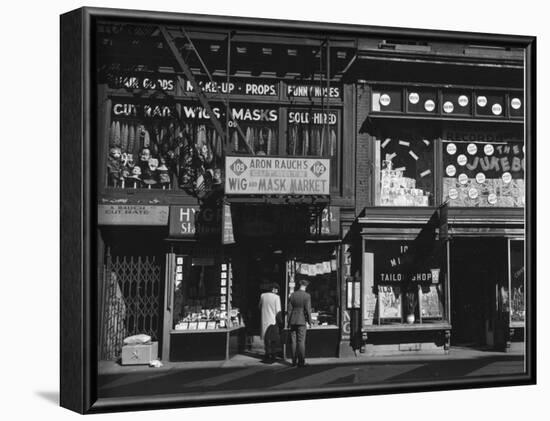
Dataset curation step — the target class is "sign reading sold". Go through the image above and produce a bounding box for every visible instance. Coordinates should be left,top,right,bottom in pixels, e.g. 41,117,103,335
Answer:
225,156,330,195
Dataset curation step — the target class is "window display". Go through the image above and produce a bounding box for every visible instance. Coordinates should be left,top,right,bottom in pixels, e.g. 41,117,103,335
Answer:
374,136,435,207
172,255,242,330
364,240,446,325
442,138,524,207
106,101,279,191
289,245,339,327
509,240,525,324
287,109,340,189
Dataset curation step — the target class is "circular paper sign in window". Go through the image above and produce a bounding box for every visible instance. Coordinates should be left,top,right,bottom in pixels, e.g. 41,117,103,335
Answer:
458,173,468,185
488,193,498,205
477,96,488,107
467,143,478,155
511,97,522,110
476,172,486,184
449,188,459,200
424,99,435,112
443,101,454,113
457,154,468,166
379,94,391,107
446,164,457,177
468,188,479,199
484,144,494,156
446,143,457,155
458,95,469,107
502,172,512,184
492,103,503,115
408,92,420,104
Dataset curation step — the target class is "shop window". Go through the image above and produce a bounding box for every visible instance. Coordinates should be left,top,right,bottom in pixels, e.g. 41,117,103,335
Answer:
106,100,279,191
442,139,524,207
363,240,446,326
509,240,525,324
374,136,435,207
290,245,339,327
172,254,242,330
287,109,341,189
229,123,278,155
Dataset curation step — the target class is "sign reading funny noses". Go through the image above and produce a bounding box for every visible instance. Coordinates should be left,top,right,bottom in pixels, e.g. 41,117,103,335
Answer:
225,156,330,195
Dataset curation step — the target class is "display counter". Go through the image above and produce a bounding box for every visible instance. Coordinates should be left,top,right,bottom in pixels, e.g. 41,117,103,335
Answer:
284,326,340,358
170,326,245,361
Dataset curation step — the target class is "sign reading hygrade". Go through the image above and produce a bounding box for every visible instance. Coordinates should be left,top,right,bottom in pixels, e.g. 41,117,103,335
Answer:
225,156,330,195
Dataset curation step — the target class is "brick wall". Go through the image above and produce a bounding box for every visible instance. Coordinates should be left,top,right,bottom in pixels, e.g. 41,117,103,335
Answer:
355,84,373,214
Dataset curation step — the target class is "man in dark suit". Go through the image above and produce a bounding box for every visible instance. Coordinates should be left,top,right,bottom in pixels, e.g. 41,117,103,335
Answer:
287,279,312,367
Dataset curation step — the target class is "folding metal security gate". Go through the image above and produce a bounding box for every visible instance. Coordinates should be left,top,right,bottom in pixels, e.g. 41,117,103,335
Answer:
100,249,164,360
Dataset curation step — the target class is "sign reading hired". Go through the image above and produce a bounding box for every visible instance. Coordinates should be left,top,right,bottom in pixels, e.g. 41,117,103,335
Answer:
107,73,176,91
225,156,330,195
98,205,169,225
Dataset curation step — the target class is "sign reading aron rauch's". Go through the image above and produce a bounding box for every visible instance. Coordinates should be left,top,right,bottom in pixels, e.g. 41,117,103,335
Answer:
225,156,330,195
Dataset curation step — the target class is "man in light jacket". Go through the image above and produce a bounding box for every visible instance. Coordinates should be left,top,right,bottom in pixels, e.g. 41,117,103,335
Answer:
287,279,312,367
259,282,282,363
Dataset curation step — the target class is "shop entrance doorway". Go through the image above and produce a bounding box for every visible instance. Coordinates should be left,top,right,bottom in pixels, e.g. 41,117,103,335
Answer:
232,242,287,358
450,238,508,348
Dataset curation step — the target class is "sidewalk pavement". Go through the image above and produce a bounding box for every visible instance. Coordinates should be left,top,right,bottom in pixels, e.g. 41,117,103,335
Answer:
99,346,524,375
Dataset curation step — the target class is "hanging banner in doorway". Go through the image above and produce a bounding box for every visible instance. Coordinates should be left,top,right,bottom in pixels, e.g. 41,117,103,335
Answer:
225,156,330,195
222,204,235,245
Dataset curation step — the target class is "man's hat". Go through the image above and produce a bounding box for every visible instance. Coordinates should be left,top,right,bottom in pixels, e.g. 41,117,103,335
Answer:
298,279,310,287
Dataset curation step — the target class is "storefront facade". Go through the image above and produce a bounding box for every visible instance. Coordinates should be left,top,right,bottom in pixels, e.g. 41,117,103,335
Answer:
96,22,357,361
96,23,526,362
346,39,525,355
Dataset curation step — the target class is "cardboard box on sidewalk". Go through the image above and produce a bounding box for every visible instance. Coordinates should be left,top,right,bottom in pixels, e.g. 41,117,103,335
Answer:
121,341,158,365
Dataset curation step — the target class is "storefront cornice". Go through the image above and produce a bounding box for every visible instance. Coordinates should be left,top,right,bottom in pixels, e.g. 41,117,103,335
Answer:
355,51,524,69
357,207,524,227
365,113,523,125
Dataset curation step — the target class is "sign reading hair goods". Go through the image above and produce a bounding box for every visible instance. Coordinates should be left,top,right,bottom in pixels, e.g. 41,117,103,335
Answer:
183,79,279,96
107,72,176,91
98,205,169,225
225,156,330,195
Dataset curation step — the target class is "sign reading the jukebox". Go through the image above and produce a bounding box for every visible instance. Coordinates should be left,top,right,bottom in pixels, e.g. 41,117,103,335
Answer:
225,156,330,195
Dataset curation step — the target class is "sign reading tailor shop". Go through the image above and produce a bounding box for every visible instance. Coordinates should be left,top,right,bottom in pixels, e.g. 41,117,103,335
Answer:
225,156,330,195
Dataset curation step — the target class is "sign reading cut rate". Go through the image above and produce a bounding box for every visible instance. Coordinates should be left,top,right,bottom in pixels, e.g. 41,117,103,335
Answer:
225,156,330,195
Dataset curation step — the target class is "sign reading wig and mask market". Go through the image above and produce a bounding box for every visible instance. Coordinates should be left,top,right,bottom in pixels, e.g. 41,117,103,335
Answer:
225,156,330,195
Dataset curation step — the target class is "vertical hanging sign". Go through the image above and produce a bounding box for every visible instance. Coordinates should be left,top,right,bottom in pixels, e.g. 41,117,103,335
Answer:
222,204,235,244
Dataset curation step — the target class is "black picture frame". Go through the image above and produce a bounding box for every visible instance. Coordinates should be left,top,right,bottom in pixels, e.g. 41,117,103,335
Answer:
60,6,536,414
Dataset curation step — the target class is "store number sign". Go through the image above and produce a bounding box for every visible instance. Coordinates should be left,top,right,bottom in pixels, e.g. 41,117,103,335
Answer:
225,156,330,195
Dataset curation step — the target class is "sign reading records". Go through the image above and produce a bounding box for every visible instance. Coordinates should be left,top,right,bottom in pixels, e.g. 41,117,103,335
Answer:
225,156,330,195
